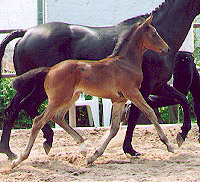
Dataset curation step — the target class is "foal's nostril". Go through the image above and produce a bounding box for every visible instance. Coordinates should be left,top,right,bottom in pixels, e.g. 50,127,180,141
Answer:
168,47,170,53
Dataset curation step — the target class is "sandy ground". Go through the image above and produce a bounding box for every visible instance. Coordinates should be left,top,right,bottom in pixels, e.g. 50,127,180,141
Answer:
0,124,200,182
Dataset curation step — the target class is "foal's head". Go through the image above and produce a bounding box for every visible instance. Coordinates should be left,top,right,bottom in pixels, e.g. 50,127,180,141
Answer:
140,15,169,54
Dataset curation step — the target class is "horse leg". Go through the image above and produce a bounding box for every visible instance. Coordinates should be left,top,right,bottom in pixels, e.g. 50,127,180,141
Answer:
189,63,200,142
87,102,125,164
11,106,56,169
52,92,87,156
124,89,174,153
0,90,30,160
123,80,152,156
19,85,54,154
11,87,78,169
149,84,191,147
172,52,193,145
123,104,142,156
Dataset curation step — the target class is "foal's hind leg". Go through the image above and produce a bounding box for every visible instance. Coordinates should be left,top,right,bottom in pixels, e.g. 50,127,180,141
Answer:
20,85,54,153
52,93,87,156
87,102,125,164
11,104,57,169
124,89,174,153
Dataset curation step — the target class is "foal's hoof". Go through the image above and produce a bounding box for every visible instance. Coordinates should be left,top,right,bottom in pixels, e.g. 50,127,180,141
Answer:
167,143,174,153
87,157,94,165
80,143,87,157
81,149,87,157
43,141,52,155
176,133,185,147
11,160,18,169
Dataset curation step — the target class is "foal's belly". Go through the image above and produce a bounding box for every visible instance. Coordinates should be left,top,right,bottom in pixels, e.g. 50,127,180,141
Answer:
77,82,127,102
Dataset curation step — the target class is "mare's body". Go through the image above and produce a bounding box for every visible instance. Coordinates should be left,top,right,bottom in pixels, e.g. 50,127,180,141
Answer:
0,0,200,158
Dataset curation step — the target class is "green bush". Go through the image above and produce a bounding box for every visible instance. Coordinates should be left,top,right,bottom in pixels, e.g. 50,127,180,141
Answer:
0,78,55,129
0,78,103,129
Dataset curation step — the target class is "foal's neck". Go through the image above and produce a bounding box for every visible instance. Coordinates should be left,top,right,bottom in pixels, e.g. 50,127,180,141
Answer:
118,29,144,69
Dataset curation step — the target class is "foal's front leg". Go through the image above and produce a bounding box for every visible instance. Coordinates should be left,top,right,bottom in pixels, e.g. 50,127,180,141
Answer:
124,89,174,153
87,102,125,164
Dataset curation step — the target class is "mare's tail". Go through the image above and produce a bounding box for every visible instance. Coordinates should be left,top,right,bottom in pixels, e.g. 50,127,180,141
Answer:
0,30,27,78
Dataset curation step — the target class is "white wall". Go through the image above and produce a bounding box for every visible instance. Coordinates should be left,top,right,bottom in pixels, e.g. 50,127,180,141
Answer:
0,0,37,72
0,0,37,29
45,0,164,26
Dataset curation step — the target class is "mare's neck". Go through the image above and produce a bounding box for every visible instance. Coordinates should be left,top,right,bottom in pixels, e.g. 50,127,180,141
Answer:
151,0,200,52
118,30,145,69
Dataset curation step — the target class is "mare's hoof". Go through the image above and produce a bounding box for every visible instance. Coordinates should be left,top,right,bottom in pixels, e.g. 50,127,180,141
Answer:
125,151,141,159
123,145,141,157
43,141,52,155
8,152,18,160
176,133,185,147
0,146,18,160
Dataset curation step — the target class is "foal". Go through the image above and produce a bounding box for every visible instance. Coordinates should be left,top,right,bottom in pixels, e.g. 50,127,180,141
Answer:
11,16,173,168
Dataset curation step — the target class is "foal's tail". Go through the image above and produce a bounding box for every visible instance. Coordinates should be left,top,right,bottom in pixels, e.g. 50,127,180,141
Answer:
0,29,27,79
12,67,50,92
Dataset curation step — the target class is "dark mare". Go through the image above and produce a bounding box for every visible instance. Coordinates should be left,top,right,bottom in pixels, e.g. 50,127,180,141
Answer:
0,0,200,159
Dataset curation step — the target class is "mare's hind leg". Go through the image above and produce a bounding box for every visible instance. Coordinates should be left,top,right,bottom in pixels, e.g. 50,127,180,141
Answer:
124,89,174,153
52,92,87,156
0,90,31,160
87,102,125,164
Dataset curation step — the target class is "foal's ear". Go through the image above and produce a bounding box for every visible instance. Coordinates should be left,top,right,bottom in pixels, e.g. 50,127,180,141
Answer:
143,14,153,28
145,14,153,25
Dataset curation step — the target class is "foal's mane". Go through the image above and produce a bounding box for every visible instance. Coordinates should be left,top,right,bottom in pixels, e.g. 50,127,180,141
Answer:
108,18,144,58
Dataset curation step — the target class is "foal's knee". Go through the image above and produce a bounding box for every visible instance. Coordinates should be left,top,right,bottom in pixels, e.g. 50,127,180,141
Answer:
145,108,157,123
110,124,120,138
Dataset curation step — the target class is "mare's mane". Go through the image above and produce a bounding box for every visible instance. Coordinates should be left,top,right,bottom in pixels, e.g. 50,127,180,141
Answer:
119,0,169,26
108,18,144,58
109,0,171,58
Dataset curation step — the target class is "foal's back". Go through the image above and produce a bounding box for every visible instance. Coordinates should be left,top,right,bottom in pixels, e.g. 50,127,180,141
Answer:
45,56,142,102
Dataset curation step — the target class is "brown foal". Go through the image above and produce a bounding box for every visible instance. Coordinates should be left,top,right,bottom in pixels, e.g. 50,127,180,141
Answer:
11,15,173,168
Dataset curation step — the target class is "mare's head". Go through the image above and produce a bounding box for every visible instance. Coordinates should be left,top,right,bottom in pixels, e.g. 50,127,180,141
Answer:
140,15,169,54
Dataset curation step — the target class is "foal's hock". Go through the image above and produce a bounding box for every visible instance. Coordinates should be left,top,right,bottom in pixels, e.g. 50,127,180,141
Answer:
11,16,172,169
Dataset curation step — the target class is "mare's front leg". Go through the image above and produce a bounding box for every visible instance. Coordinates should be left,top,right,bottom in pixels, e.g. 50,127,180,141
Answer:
124,89,174,153
186,63,200,142
87,102,125,165
150,84,191,147
123,79,152,156
123,104,141,156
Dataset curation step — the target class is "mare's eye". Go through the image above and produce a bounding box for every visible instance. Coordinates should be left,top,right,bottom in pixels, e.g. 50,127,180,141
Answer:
152,32,157,38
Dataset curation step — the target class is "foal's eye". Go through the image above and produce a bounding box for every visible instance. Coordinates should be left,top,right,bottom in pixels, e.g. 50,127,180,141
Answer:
152,32,157,38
